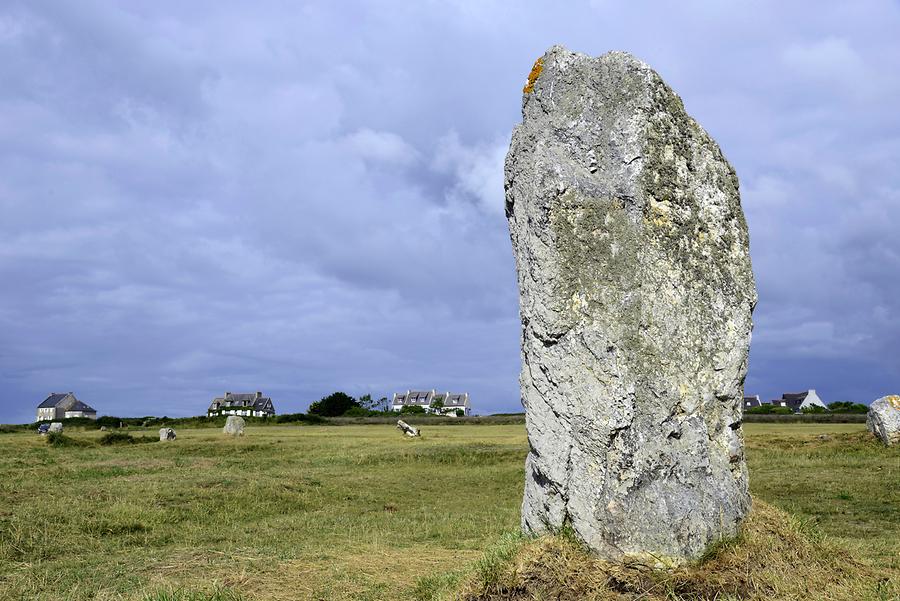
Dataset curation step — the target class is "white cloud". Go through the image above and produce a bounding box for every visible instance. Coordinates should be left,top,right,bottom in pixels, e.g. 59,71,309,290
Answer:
342,128,419,165
432,131,508,214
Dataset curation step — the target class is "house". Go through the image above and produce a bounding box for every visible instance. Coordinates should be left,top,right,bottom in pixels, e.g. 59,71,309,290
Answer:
36,392,97,421
208,392,275,417
391,389,471,416
743,395,762,410
443,393,471,416
392,390,434,411
779,390,828,413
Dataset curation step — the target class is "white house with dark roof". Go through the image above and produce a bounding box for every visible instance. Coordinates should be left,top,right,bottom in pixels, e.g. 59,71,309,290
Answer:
743,395,762,410
779,390,827,413
208,392,275,418
36,393,97,421
392,390,471,416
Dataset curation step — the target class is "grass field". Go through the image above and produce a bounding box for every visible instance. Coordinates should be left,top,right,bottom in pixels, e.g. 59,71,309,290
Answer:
0,423,896,600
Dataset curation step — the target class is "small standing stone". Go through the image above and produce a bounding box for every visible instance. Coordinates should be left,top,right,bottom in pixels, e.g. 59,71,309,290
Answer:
100,426,107,431
48,422,63,433
867,395,900,446
223,415,245,436
397,420,420,437
159,427,177,441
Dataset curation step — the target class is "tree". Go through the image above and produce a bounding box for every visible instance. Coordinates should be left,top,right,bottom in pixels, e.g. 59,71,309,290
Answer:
430,398,444,413
358,394,375,410
400,405,425,415
308,392,359,417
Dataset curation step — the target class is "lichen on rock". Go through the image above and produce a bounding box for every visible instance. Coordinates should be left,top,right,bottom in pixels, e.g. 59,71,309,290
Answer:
505,45,757,563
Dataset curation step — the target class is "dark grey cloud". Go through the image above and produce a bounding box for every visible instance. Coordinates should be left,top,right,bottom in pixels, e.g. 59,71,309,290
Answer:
1,1,898,422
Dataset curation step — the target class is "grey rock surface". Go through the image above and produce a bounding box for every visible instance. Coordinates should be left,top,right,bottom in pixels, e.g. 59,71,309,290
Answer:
159,427,177,441
867,395,900,446
223,415,245,436
505,46,757,564
49,422,63,433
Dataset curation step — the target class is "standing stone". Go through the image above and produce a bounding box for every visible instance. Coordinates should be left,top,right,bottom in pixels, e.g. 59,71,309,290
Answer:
159,427,177,441
396,420,420,437
223,415,245,436
48,422,63,433
505,46,757,563
867,395,900,446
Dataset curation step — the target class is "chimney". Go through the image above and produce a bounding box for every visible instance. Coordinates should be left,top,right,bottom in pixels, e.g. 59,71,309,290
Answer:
256,391,262,399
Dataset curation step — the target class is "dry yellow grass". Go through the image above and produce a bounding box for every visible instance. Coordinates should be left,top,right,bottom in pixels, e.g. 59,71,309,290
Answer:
445,500,898,601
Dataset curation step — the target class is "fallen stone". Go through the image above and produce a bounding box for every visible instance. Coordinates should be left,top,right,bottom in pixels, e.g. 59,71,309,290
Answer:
159,427,176,441
223,415,245,436
506,46,756,564
48,422,63,433
397,420,420,437
867,395,900,446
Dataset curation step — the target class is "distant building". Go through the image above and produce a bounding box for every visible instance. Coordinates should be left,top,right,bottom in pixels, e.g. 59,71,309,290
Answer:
391,389,471,416
743,395,762,410
766,390,828,413
208,392,275,418
443,393,471,415
780,390,828,413
36,393,97,421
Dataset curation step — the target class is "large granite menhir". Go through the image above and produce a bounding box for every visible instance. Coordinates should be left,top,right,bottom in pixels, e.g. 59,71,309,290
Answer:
505,46,757,563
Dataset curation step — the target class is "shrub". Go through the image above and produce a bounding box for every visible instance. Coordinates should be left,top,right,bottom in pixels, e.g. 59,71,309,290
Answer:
99,432,157,445
828,401,869,414
400,405,426,415
273,412,326,424
46,432,91,447
801,405,828,414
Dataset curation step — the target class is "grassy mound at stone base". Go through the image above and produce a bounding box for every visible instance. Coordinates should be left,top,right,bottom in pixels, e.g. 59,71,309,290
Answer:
418,499,898,601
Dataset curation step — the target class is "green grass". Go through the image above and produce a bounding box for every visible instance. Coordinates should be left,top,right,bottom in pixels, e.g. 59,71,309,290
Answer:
0,423,896,600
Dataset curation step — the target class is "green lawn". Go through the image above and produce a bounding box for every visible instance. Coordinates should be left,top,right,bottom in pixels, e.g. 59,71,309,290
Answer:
0,423,896,600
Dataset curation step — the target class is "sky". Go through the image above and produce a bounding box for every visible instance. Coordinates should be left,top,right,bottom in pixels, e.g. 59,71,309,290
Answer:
1,1,898,423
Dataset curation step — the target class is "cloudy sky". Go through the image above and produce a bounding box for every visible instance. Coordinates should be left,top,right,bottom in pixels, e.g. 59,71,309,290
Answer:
1,1,898,423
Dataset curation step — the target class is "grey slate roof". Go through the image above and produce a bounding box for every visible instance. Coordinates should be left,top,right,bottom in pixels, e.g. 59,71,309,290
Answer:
38,393,70,408
781,392,808,410
445,394,469,407
209,392,275,413
66,400,96,413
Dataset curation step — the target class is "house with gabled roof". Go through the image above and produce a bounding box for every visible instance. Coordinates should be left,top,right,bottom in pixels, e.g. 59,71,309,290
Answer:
779,389,827,413
36,392,97,421
743,395,762,410
391,389,471,416
208,392,275,418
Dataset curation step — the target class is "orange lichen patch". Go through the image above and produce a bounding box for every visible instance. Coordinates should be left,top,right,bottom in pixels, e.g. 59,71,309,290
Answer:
523,57,544,94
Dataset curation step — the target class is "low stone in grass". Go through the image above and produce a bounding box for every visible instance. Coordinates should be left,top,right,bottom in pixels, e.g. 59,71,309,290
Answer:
49,422,63,433
159,427,176,441
867,395,900,446
223,415,245,436
397,420,420,437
